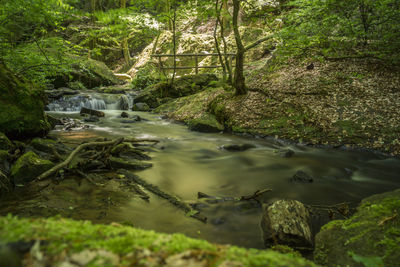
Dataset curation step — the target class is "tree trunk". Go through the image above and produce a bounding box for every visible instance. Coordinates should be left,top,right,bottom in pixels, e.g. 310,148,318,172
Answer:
214,0,227,82
232,0,246,95
171,8,177,86
120,0,126,9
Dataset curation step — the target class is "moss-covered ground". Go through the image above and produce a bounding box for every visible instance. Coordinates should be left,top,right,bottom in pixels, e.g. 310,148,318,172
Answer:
155,58,400,157
0,215,317,266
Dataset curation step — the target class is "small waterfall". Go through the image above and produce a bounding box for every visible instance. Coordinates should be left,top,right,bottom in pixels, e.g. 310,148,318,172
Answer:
47,92,134,112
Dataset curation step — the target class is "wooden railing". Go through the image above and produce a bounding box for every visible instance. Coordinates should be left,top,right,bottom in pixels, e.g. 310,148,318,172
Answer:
151,53,236,74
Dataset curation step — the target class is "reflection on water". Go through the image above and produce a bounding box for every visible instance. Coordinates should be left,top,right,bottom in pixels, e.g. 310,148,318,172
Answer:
1,110,399,249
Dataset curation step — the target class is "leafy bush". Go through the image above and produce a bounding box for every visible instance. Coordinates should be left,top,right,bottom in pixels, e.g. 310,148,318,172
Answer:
279,0,400,63
132,65,161,90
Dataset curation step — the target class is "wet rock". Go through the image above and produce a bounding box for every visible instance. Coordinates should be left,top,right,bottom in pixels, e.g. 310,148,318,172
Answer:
84,116,100,122
261,200,313,248
121,112,129,118
46,114,63,129
211,217,226,225
121,115,142,123
276,149,295,158
45,87,78,100
314,189,400,266
80,107,105,117
187,116,224,133
109,157,152,170
11,151,54,185
220,144,255,152
0,133,12,151
291,170,314,183
132,102,150,111
118,95,130,110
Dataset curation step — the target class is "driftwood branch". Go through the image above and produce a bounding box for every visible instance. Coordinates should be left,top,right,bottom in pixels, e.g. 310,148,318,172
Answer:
37,138,124,181
118,169,206,223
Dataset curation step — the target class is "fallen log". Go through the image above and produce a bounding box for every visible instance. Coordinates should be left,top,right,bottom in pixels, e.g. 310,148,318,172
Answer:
37,138,124,181
118,169,206,223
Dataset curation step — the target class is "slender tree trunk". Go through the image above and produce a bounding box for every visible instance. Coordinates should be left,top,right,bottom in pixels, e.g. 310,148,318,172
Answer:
121,0,130,65
232,0,246,95
214,0,227,82
171,8,177,86
120,0,126,9
219,12,233,84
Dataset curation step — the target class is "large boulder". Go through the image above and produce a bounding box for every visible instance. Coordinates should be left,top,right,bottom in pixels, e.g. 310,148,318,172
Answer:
187,114,224,133
10,151,54,185
261,200,313,249
0,63,51,138
51,57,122,89
314,189,400,266
134,74,218,108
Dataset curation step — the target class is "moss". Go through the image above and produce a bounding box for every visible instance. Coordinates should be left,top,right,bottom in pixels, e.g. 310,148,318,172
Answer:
187,114,224,133
0,215,316,266
30,138,58,154
0,132,12,151
10,151,54,185
314,189,400,266
0,63,50,139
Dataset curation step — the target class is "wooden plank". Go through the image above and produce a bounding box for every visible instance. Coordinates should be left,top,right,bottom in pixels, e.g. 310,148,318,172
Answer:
160,66,223,70
151,53,236,57
195,56,198,74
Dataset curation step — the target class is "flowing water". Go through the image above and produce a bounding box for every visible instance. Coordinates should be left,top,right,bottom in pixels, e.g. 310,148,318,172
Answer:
1,93,400,249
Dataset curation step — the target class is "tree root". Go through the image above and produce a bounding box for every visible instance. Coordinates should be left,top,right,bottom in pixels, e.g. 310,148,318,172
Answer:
118,169,206,223
37,138,124,181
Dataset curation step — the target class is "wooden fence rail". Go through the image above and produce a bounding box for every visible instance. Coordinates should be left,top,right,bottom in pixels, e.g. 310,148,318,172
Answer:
151,53,236,74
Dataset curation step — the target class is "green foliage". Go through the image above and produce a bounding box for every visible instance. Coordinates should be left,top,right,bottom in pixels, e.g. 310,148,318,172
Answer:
132,65,161,90
2,37,81,85
279,0,400,63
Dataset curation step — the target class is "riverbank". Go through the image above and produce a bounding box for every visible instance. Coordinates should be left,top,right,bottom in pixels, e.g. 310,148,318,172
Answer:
151,58,400,157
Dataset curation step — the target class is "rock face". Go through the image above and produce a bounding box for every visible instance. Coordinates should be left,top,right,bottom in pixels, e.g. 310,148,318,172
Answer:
11,151,54,185
51,57,122,89
134,74,218,108
0,63,51,138
118,95,130,110
260,200,313,249
314,189,400,267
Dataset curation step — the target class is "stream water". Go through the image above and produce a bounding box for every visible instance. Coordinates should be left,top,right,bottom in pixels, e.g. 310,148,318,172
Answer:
1,93,400,249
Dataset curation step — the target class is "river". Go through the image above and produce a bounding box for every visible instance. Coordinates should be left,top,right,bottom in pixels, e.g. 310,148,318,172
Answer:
1,93,399,249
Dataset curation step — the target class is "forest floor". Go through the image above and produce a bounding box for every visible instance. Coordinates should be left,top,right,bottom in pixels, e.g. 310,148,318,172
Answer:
156,57,400,156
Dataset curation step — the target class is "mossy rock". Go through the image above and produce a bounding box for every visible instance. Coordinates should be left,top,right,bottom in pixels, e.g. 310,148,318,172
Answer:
0,150,11,174
0,169,11,196
0,215,317,266
51,57,122,89
314,189,400,266
187,114,224,133
0,133,12,151
30,138,67,155
0,63,51,139
10,151,54,185
134,75,218,108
